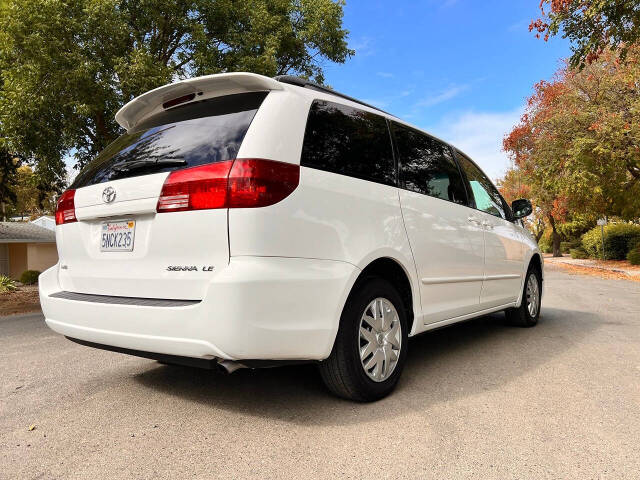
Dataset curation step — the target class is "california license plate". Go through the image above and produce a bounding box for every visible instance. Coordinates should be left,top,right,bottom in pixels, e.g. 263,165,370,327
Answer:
100,220,136,252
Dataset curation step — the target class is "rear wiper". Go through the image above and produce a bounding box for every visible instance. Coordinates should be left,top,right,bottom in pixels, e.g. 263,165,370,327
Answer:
111,158,187,172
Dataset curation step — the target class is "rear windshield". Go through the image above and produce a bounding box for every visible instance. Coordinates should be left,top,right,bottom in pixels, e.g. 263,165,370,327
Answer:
71,92,267,188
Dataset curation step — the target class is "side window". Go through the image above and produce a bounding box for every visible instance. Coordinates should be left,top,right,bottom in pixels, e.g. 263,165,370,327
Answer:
301,100,395,186
393,123,467,205
456,151,506,219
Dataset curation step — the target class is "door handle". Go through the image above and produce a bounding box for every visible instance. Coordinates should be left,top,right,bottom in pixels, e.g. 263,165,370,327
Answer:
467,216,481,225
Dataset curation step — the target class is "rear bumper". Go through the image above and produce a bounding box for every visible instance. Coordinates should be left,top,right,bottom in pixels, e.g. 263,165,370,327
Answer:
40,257,358,361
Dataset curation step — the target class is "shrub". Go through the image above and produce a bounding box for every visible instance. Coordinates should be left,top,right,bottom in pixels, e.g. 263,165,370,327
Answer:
538,230,553,253
557,215,596,239
538,239,552,253
0,275,17,293
628,248,640,266
19,270,41,285
581,223,640,260
570,247,589,259
561,239,581,254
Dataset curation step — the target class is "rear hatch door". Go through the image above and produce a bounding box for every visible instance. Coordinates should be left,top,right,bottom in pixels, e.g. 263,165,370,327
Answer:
57,90,267,300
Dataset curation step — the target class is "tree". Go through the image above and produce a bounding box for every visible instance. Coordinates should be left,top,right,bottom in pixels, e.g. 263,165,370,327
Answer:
497,167,546,242
0,146,20,221
530,0,640,68
11,165,39,219
504,45,640,256
503,76,573,257
0,0,353,173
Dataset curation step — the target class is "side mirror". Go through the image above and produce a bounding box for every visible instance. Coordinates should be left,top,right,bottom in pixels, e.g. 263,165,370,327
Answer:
511,199,532,219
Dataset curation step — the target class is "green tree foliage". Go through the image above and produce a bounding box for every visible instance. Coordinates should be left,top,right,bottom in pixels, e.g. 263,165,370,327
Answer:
531,0,640,68
0,0,353,172
8,165,60,218
0,145,21,220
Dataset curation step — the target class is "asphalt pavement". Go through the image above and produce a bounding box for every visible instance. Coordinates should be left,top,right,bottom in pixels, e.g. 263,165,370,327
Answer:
1,268,639,479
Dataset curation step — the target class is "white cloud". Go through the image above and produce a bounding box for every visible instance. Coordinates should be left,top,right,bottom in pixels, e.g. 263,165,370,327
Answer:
351,37,375,57
417,84,469,108
426,107,524,181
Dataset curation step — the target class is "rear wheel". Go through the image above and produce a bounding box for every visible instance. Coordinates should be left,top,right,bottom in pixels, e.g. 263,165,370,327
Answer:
319,277,409,402
505,266,541,327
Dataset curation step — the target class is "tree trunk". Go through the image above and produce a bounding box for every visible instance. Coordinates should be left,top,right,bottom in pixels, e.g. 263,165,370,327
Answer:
552,230,562,257
548,215,562,257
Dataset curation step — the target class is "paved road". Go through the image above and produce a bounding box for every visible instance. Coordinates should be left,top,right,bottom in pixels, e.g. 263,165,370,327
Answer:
1,269,639,479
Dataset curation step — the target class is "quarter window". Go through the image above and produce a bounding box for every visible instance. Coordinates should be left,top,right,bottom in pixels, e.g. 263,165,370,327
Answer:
393,123,467,205
456,151,506,219
301,100,395,186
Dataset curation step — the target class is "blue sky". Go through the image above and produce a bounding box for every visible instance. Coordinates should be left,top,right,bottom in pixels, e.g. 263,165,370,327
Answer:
65,1,570,182
322,0,571,180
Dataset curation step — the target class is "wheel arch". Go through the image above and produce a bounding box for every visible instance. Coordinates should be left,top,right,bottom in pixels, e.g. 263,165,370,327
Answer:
516,252,544,307
347,257,417,335
529,252,543,277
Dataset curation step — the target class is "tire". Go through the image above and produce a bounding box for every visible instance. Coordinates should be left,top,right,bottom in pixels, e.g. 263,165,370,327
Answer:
505,266,542,327
319,277,409,402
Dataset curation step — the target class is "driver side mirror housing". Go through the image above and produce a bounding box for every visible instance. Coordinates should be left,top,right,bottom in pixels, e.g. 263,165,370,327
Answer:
511,199,532,219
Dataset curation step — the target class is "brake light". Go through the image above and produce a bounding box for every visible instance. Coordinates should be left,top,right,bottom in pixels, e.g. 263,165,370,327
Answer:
157,161,233,212
55,189,77,225
156,159,299,213
228,159,300,208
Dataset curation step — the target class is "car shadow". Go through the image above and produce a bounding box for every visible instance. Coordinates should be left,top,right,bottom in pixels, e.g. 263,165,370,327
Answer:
134,307,600,426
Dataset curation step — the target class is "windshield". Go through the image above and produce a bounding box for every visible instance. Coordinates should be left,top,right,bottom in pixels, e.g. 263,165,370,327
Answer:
71,91,267,188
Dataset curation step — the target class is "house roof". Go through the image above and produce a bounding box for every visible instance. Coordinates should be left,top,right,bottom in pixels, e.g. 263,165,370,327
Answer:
0,222,56,243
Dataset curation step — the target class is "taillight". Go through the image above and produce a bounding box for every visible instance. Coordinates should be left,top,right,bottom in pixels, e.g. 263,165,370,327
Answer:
157,159,299,213
55,189,77,225
228,159,300,208
157,161,233,212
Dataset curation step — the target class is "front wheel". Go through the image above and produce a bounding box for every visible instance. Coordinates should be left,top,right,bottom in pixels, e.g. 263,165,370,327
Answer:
505,267,541,327
319,277,409,402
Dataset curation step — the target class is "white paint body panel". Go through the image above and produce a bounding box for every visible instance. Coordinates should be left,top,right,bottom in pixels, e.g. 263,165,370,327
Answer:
398,190,485,323
41,72,543,362
476,211,526,308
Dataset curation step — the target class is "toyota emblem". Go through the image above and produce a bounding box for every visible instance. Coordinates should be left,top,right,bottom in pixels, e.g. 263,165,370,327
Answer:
102,186,116,204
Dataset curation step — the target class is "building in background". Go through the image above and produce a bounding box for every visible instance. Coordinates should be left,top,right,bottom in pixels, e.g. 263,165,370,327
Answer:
30,215,56,231
0,222,57,279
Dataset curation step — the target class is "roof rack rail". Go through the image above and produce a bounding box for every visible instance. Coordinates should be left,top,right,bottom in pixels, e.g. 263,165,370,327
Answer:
273,75,389,115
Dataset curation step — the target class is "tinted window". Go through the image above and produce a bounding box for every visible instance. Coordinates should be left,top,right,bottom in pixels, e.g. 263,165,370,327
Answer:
71,92,267,188
301,100,395,186
393,123,467,205
456,151,506,219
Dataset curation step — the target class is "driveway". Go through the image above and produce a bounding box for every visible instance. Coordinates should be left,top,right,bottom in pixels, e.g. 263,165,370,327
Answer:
1,269,639,479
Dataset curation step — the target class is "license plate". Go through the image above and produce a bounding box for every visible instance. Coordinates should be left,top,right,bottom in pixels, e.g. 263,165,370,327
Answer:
100,220,136,252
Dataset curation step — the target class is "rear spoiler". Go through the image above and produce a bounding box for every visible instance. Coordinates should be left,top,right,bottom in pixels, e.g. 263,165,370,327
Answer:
115,73,284,131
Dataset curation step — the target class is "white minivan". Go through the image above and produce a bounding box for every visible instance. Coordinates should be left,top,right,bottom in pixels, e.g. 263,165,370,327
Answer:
40,72,542,401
